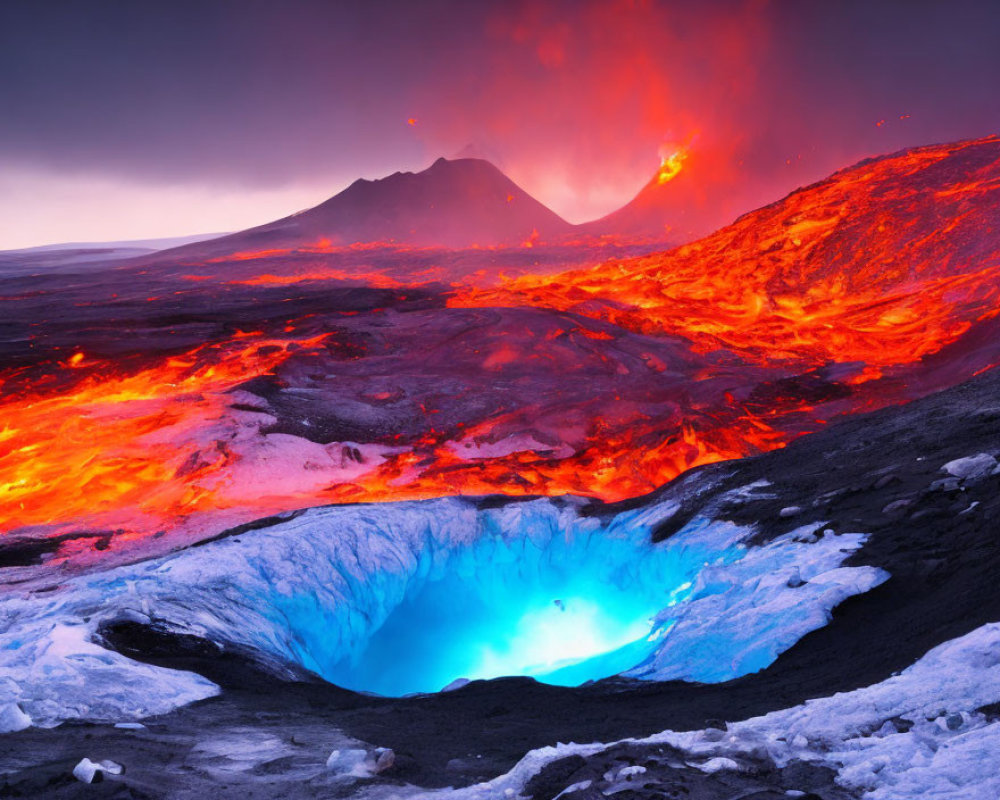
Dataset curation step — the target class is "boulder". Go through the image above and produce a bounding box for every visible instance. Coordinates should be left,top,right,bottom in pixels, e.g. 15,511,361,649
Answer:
942,453,997,482
325,746,395,777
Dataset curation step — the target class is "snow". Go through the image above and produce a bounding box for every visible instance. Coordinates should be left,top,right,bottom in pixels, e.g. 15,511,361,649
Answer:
0,492,883,724
626,528,888,682
698,757,740,773
0,616,217,727
553,780,592,799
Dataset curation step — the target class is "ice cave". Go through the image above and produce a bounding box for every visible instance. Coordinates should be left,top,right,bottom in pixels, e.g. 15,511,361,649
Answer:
210,499,744,697
307,524,711,695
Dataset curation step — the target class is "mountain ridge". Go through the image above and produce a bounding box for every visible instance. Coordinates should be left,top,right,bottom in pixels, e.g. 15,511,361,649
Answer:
152,157,575,260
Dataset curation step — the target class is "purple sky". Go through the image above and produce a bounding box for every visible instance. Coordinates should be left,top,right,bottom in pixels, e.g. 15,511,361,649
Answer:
2,0,999,248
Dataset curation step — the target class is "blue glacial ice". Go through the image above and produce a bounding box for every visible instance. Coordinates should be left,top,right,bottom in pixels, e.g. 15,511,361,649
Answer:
0,491,887,727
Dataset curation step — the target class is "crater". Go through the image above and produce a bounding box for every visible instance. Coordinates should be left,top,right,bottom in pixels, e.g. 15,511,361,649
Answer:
287,524,726,696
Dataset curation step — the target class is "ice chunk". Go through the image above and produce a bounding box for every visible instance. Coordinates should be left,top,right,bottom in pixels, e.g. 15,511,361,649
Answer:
325,747,394,777
72,758,122,784
698,757,740,773
72,759,102,784
0,702,30,733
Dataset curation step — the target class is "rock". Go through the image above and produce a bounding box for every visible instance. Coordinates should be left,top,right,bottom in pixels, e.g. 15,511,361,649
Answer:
701,727,727,742
0,702,31,733
325,746,394,777
370,747,395,773
72,758,123,784
928,477,961,492
931,712,966,732
882,499,913,514
873,473,900,490
942,453,997,482
779,506,802,518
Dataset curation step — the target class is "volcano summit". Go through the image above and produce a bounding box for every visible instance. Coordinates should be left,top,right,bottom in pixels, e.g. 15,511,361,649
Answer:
155,157,575,258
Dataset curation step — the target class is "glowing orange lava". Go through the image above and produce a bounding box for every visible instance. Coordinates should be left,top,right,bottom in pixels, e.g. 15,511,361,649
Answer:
453,136,1000,371
657,143,689,185
4,136,1000,570
0,333,327,539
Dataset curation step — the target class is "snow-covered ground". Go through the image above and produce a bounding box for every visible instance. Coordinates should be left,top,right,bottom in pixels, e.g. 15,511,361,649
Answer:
431,621,1000,800
0,489,884,728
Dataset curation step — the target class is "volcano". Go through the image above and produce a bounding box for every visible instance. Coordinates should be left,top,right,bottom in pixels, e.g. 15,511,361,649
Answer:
579,146,697,241
155,157,573,259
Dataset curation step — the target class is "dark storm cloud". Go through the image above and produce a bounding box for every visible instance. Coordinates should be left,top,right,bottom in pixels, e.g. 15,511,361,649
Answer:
0,0,494,184
1,0,999,227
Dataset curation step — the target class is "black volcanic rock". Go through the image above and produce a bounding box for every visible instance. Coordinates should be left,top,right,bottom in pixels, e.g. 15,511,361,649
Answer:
156,157,573,258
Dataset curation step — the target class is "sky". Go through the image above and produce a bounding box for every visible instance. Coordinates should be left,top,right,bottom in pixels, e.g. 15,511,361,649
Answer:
1,0,999,249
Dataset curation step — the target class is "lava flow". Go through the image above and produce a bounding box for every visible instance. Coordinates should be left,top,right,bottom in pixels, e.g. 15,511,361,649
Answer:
3,136,1000,574
0,333,331,555
454,135,1000,369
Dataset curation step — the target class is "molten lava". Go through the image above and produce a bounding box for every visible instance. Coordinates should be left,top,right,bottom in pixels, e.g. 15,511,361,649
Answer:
453,136,1000,370
0,334,328,550
3,136,1000,573
657,143,689,185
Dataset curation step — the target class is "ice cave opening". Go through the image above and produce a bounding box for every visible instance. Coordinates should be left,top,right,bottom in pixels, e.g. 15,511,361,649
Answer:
278,515,729,697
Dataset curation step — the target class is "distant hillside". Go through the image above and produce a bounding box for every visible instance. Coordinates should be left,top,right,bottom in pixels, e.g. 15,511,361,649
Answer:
154,157,573,259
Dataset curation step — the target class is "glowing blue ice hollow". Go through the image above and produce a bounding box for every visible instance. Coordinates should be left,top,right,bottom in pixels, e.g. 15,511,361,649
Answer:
268,502,740,696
